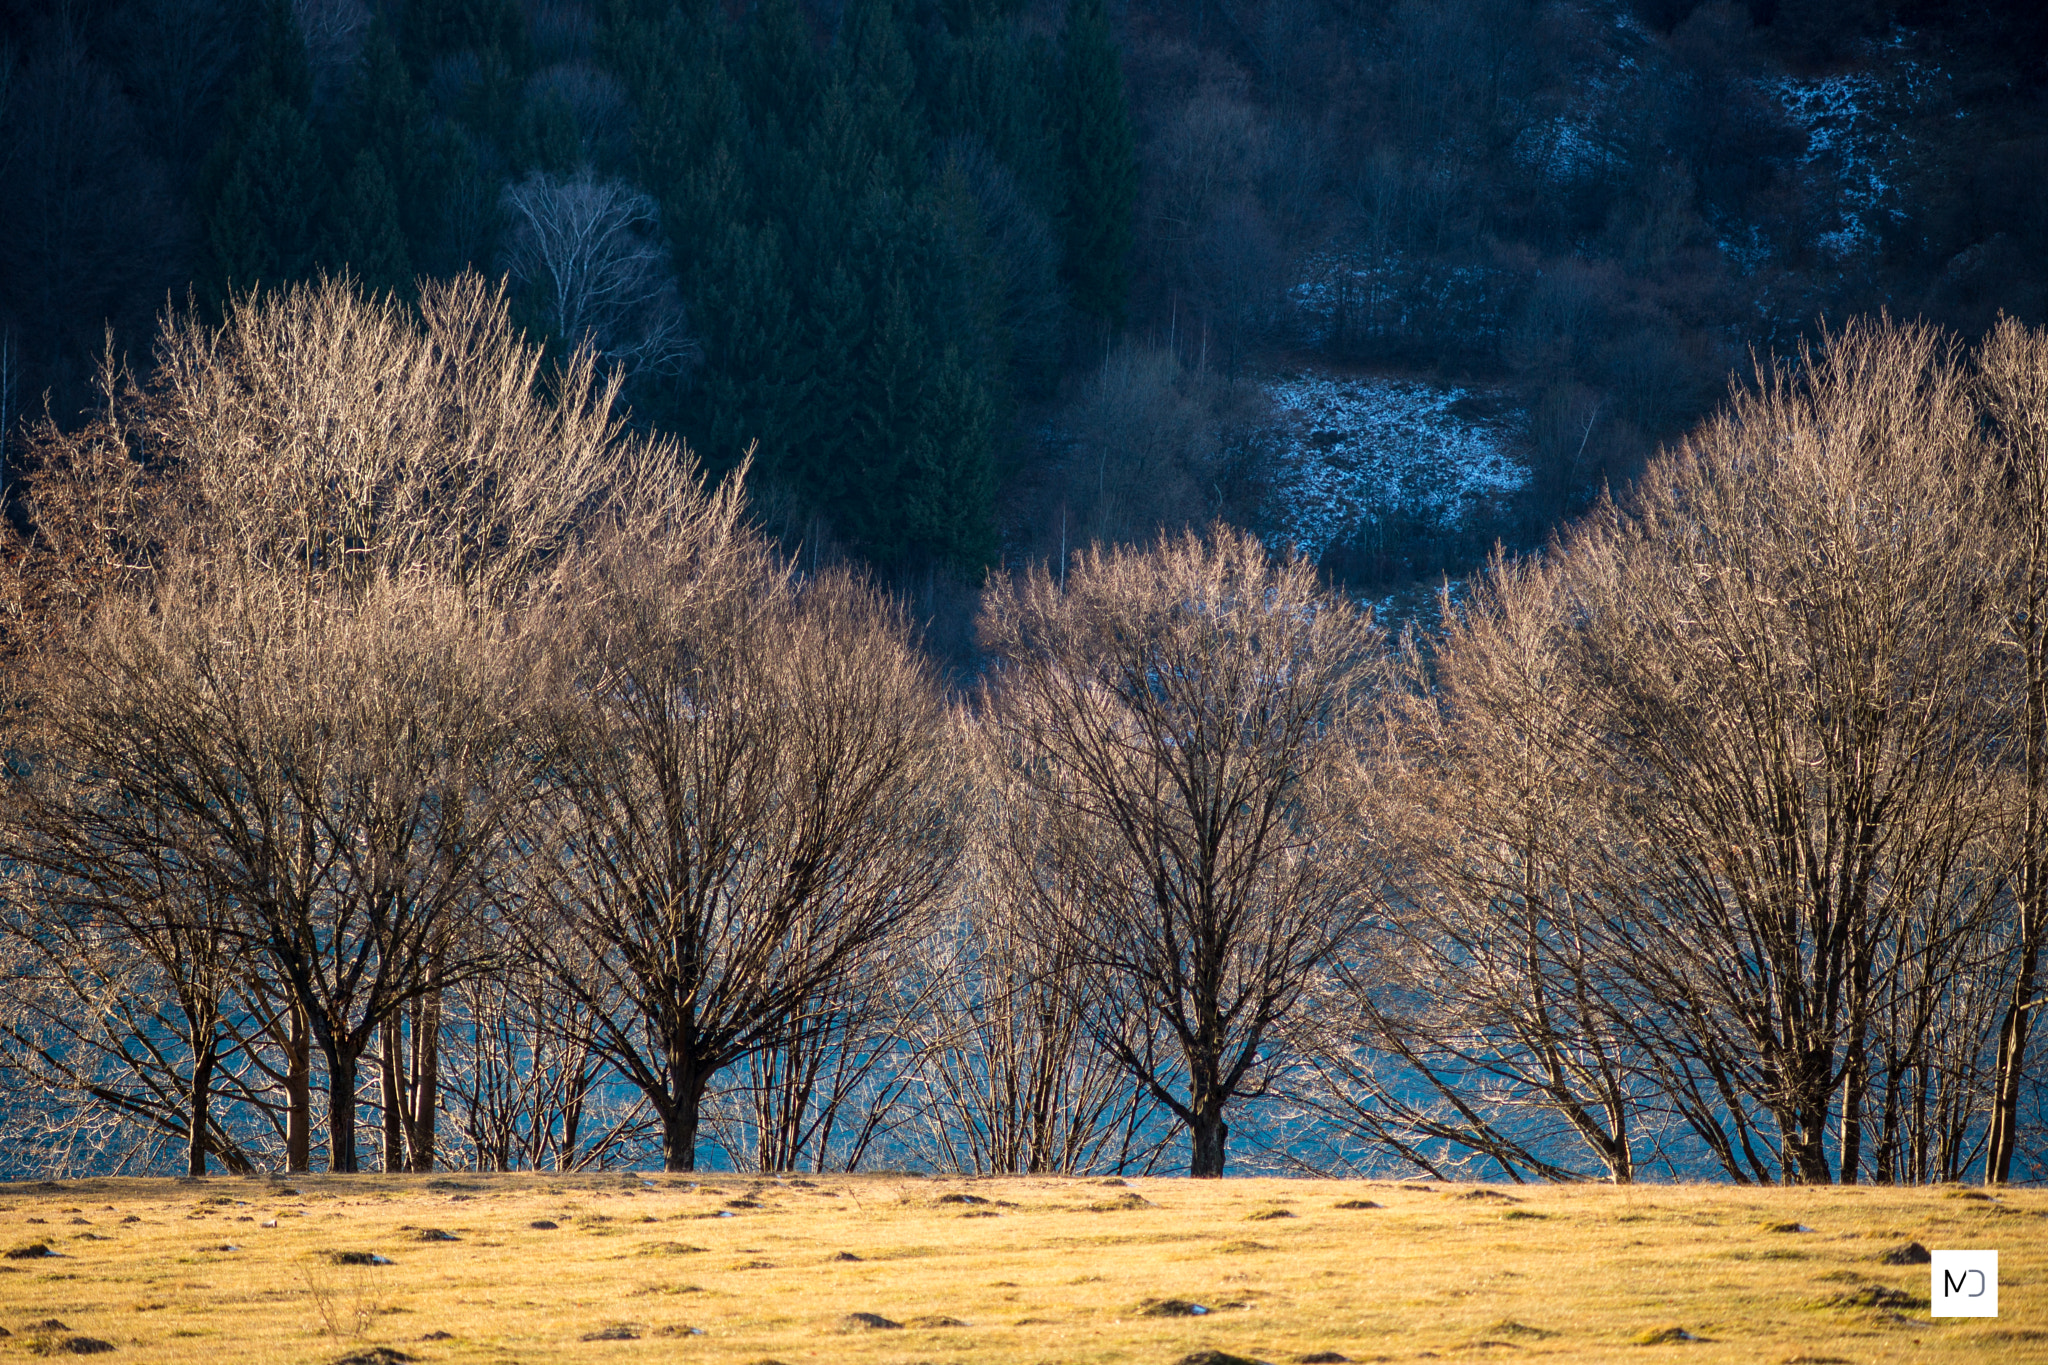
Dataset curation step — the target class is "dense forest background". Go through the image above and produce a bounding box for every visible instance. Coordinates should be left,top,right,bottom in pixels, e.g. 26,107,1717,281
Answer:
2,0,2046,641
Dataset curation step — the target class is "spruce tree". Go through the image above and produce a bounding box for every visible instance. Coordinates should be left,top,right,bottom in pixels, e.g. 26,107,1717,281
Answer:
325,151,413,298
1059,0,1135,326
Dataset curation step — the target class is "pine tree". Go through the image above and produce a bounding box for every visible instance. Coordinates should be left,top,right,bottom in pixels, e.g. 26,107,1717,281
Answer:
325,151,412,298
205,98,330,296
1059,0,1135,326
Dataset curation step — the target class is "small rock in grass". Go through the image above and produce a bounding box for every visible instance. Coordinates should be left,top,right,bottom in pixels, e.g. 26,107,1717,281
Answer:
528,1220,559,1230
1879,1241,1931,1265
1332,1200,1379,1210
580,1324,641,1341
414,1229,459,1242
49,1338,116,1355
838,1312,902,1331
1139,1298,1211,1317
829,1251,862,1262
118,1217,138,1225
1631,1325,1705,1345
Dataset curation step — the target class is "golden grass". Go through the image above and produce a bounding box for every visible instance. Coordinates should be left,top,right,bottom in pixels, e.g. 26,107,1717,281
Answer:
0,1172,2041,1363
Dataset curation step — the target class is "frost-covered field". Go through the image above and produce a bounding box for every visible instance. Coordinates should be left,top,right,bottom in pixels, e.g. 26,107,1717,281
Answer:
1260,370,1528,563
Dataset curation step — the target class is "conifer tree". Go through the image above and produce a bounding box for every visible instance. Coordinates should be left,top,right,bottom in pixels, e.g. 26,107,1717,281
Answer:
326,151,413,298
1058,0,1135,326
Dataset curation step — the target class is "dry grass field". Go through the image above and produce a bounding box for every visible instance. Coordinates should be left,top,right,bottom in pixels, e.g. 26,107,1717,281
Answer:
0,1172,2041,1364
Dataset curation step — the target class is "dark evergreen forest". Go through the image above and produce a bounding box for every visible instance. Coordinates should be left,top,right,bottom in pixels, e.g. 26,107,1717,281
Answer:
1,0,2045,612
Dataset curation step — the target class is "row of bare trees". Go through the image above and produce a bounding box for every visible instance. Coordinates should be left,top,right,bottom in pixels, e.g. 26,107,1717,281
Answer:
2,283,2047,1184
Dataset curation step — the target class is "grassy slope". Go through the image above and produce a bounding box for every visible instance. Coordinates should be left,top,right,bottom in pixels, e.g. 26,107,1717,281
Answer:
0,1174,2041,1363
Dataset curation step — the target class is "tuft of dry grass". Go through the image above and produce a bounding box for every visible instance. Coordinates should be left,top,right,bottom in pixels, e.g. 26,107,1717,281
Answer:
0,1175,2040,1362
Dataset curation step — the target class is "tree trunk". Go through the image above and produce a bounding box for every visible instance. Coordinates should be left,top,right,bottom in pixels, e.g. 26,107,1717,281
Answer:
380,1018,406,1174
285,1002,312,1174
188,1038,216,1178
1189,1062,1228,1178
328,1049,360,1174
408,990,440,1173
662,1050,706,1173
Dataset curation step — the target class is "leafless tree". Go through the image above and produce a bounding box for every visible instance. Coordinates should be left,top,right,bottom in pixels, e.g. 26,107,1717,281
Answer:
1547,319,2007,1183
1977,316,2048,1184
910,745,1175,1175
1299,553,1646,1183
0,275,630,1173
499,170,695,377
524,461,963,1172
978,524,1387,1176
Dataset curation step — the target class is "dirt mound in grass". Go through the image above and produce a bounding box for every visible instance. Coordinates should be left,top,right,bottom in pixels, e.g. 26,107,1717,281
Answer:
413,1229,458,1242
838,1312,902,1330
580,1324,641,1341
1138,1298,1213,1317
1176,1352,1265,1365
1297,1354,1351,1363
1806,1284,1924,1311
1879,1241,1931,1265
4,1245,56,1260
1631,1325,1707,1344
1332,1200,1380,1210
330,1350,414,1365
1486,1320,1558,1339
327,1251,392,1265
906,1315,968,1327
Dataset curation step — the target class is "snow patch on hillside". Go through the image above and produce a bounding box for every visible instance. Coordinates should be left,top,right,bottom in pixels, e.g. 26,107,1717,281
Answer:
1261,372,1528,562
1776,53,1945,260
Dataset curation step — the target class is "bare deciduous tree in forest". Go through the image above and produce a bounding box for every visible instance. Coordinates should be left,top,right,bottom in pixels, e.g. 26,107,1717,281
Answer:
979,525,1385,1176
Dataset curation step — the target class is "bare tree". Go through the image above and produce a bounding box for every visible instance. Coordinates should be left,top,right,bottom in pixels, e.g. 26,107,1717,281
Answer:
1547,319,2006,1183
978,524,1386,1176
0,275,629,1173
499,170,695,377
1300,553,1645,1183
911,747,1175,1175
1978,316,2048,1184
525,462,963,1172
